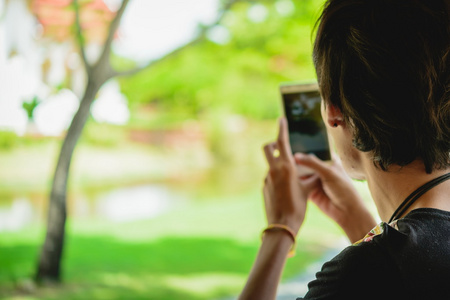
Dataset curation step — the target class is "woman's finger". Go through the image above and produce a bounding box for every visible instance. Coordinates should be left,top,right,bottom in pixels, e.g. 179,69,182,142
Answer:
263,143,277,166
262,182,272,220
276,118,292,159
263,173,272,188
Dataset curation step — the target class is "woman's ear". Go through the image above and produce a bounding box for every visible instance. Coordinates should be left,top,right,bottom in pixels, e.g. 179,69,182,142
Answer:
325,104,344,128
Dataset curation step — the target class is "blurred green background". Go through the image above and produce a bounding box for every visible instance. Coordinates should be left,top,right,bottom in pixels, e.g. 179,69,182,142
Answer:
0,0,373,299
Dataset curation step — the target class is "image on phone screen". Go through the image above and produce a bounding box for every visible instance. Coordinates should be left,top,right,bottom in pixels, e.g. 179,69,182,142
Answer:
281,86,331,161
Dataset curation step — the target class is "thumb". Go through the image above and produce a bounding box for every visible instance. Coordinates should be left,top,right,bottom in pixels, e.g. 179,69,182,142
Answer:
294,153,330,177
299,173,321,194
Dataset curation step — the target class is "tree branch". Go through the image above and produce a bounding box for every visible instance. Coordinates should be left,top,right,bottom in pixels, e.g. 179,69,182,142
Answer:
215,0,240,25
73,0,89,71
97,0,130,68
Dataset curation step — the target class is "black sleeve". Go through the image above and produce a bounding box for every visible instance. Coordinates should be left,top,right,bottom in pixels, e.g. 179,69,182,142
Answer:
297,242,404,300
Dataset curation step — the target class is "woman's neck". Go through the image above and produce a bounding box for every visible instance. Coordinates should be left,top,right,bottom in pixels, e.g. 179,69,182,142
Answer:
363,160,450,222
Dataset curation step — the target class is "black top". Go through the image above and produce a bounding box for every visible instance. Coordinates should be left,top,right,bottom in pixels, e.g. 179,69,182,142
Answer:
298,208,450,300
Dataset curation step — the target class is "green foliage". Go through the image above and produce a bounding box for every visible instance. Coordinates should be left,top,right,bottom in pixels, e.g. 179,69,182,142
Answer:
79,119,125,148
0,131,19,150
119,0,324,120
22,96,41,121
127,105,193,131
203,111,235,163
110,52,140,73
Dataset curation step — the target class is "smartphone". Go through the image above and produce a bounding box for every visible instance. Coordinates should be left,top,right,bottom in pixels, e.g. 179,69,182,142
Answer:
280,82,331,176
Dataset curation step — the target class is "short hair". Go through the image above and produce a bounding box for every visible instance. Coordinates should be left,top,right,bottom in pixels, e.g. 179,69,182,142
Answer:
313,0,450,173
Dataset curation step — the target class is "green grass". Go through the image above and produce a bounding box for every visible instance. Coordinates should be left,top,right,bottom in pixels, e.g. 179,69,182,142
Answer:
0,190,343,300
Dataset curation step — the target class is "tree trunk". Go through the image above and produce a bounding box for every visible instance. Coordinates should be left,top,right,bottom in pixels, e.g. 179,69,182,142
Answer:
34,0,129,282
35,78,102,282
34,0,235,283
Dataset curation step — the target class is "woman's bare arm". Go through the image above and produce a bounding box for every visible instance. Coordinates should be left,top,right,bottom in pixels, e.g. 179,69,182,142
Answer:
238,231,293,300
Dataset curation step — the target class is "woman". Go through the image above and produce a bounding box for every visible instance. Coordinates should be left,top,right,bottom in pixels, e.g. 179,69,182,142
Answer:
239,0,450,299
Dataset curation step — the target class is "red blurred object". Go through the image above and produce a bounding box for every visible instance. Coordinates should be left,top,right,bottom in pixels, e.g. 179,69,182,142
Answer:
31,0,115,43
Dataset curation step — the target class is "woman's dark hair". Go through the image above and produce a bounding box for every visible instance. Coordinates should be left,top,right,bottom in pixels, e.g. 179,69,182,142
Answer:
313,0,450,173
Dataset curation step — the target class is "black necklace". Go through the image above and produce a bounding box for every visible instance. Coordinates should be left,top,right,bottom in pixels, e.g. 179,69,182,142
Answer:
388,172,450,223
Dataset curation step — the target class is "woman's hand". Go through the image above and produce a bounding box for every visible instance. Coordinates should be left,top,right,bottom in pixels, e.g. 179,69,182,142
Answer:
238,118,319,300
294,153,376,243
262,118,318,234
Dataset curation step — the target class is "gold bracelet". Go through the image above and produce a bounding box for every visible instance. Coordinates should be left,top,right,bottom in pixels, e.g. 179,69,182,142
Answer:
261,224,297,257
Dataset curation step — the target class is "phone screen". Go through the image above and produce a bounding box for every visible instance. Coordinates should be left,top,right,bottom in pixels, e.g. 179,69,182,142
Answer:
281,85,331,161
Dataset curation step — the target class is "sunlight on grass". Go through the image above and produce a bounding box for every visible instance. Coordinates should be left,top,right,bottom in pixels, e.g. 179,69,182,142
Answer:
100,272,158,292
3,297,38,300
164,273,245,298
98,272,246,299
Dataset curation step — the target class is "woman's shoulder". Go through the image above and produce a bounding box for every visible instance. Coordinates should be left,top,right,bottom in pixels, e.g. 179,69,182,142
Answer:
327,208,450,298
401,207,450,223
303,212,450,299
354,208,450,246
304,231,402,299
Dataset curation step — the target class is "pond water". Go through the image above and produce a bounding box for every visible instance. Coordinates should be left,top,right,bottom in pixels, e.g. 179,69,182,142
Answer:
0,197,34,232
0,184,186,232
94,185,183,222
